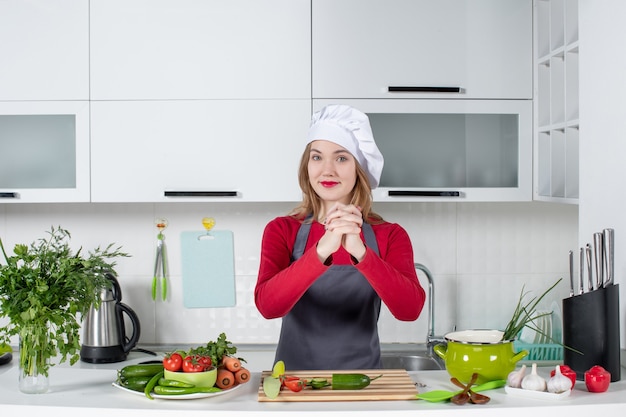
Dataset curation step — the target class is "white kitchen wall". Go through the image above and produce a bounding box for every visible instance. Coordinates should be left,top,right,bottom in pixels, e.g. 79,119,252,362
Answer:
579,0,626,351
0,201,577,348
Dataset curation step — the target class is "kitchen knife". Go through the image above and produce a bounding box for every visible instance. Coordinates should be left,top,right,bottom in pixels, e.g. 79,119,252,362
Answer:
586,244,594,292
593,232,604,290
603,228,614,287
579,247,585,295
568,250,574,297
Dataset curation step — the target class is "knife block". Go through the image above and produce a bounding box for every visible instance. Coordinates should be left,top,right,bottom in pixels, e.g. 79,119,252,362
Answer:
562,284,620,382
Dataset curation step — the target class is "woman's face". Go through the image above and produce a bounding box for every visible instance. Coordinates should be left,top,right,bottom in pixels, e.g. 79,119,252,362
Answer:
307,140,357,206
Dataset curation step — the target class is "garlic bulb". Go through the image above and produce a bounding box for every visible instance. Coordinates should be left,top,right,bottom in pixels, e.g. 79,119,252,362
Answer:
506,364,527,388
521,363,547,391
547,365,572,393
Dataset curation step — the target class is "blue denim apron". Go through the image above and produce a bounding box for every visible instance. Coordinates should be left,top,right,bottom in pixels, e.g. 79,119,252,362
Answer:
274,220,382,370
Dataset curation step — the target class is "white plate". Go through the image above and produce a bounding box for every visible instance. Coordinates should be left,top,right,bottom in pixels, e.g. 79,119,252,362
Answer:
505,385,571,400
112,382,241,400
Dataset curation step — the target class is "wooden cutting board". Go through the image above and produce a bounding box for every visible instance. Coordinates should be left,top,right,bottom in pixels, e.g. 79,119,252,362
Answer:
257,369,418,402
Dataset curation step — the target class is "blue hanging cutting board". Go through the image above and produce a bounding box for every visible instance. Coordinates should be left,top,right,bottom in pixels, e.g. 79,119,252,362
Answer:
180,230,236,308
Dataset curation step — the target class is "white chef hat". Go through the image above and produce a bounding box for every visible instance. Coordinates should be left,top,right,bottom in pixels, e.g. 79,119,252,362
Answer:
307,104,384,189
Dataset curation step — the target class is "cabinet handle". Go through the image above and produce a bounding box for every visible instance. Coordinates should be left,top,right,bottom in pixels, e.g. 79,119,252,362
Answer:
388,190,460,197
0,192,18,198
164,191,238,197
388,86,461,93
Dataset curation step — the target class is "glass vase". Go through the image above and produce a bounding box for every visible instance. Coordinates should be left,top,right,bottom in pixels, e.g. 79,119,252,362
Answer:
18,324,50,394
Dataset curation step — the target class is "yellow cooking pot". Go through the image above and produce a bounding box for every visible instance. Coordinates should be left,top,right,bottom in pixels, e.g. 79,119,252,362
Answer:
434,330,528,384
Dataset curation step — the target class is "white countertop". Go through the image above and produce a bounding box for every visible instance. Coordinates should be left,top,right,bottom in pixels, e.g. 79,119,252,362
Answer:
1,349,624,417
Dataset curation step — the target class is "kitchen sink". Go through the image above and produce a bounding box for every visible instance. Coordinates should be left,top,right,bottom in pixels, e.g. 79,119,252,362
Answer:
380,354,444,371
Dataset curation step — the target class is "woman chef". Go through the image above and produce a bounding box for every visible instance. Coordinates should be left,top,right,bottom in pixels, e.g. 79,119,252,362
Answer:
254,104,426,370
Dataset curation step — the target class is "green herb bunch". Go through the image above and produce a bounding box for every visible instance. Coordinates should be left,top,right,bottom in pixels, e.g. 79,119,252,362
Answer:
0,226,129,375
501,278,562,342
189,332,242,367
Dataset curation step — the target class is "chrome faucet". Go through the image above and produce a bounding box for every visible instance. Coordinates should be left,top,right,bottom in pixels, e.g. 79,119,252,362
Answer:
414,263,447,356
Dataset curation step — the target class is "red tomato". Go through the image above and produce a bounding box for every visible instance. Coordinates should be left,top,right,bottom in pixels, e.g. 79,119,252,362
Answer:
197,355,212,369
282,376,305,392
550,365,577,389
163,352,183,372
584,365,611,393
182,355,207,373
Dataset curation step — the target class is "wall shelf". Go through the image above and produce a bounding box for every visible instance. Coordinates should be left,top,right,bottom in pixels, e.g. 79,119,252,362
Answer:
534,0,579,203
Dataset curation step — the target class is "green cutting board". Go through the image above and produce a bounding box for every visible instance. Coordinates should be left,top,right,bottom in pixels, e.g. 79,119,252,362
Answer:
180,230,236,308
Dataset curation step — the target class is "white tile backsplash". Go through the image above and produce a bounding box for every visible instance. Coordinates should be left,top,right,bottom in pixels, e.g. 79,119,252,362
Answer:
0,201,578,347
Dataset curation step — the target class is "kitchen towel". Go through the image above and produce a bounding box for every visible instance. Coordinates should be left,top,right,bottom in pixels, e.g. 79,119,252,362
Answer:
180,230,236,308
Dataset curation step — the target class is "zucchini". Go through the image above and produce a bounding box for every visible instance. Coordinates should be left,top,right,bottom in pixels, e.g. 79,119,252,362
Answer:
118,376,152,392
331,373,382,390
118,363,164,379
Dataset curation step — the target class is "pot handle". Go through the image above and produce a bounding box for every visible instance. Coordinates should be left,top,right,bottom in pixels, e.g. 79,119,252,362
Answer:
117,303,141,353
433,344,447,360
510,349,529,364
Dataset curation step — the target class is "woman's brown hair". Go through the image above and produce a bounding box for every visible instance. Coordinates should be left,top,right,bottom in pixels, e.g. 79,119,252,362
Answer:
289,143,383,224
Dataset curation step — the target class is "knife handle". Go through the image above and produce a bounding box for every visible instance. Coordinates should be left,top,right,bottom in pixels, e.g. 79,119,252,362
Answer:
593,233,604,290
579,248,585,294
586,244,594,292
603,228,614,287
568,250,574,297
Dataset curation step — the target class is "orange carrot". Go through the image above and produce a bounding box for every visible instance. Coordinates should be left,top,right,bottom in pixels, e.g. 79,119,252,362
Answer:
234,367,251,384
216,368,235,389
221,355,241,372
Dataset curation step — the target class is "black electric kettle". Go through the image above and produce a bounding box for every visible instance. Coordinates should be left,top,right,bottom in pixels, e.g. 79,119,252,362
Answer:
80,272,141,363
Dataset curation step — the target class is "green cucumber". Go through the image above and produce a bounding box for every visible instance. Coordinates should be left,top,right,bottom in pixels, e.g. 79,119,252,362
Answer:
118,376,152,392
331,373,382,390
153,385,222,395
308,377,331,389
119,363,164,379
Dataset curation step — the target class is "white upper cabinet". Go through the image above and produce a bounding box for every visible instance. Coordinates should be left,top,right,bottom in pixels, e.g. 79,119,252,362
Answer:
90,0,311,100
90,100,309,203
0,0,89,101
312,0,532,100
0,101,91,203
313,99,533,202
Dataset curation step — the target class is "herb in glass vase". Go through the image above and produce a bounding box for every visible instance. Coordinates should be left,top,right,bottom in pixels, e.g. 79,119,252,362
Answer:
0,226,129,393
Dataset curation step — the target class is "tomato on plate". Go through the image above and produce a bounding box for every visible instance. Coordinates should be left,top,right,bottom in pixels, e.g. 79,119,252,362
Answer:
197,355,212,369
182,355,207,373
163,352,183,372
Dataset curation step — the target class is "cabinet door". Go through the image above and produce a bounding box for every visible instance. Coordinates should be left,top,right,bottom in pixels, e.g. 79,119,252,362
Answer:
0,0,89,100
0,101,90,203
90,100,310,202
313,99,532,202
313,0,532,99
90,0,311,100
